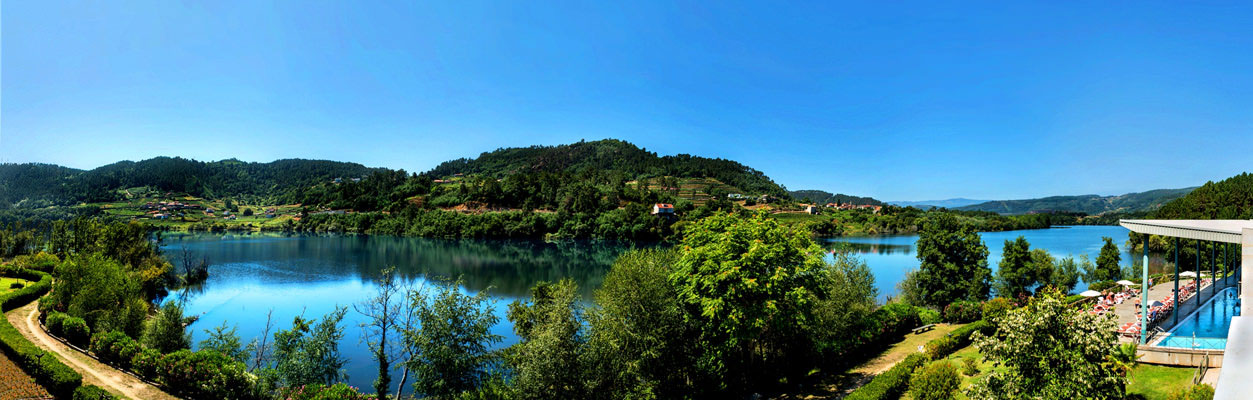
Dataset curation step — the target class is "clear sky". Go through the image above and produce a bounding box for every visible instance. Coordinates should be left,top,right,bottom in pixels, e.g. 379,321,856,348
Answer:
3,1,1250,201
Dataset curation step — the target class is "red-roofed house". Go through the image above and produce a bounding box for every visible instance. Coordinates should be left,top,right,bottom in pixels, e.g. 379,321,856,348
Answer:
652,203,675,215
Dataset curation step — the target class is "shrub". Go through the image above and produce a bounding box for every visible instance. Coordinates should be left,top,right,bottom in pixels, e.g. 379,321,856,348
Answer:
10,282,23,289
62,316,92,348
159,349,255,399
73,385,117,400
844,353,930,400
918,308,941,325
925,320,991,360
962,357,979,376
943,300,982,323
981,298,1015,322
90,331,140,369
909,361,960,400
278,383,375,400
1166,384,1215,400
1088,280,1117,292
46,311,69,337
131,347,162,380
13,252,61,273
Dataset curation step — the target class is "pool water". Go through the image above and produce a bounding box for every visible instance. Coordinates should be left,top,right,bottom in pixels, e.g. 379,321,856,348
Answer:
1157,287,1241,349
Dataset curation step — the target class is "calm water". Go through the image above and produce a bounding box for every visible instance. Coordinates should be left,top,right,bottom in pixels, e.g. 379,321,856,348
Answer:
1159,288,1241,349
166,225,1140,391
821,225,1154,300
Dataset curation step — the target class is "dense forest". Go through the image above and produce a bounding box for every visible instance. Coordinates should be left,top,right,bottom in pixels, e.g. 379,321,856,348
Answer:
1153,172,1253,219
788,189,886,206
0,157,380,208
955,187,1194,215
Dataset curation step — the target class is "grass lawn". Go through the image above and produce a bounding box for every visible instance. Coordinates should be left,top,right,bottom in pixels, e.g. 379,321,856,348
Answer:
0,276,34,295
1127,364,1197,400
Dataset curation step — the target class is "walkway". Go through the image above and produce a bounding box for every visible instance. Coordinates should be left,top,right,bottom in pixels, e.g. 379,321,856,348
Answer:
4,302,177,400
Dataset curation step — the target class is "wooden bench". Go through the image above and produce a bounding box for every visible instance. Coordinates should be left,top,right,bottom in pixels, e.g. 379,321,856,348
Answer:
911,324,936,334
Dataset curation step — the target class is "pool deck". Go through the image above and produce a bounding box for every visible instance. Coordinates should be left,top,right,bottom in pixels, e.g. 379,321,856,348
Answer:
1108,276,1237,344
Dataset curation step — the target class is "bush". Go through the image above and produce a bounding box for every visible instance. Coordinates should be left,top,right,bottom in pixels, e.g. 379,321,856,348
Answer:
1166,384,1215,400
962,357,978,376
159,349,255,399
981,298,1015,322
62,316,92,348
278,383,375,400
90,331,140,369
131,347,162,380
13,252,61,273
844,353,930,400
10,282,23,289
46,311,69,337
1088,280,1117,292
943,300,982,323
918,308,941,325
73,385,118,400
925,320,991,360
909,361,960,400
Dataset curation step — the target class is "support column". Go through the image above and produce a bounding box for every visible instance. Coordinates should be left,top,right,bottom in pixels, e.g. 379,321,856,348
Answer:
1244,228,1252,316
1197,239,1202,307
1174,237,1180,326
1212,241,1217,289
1141,232,1150,344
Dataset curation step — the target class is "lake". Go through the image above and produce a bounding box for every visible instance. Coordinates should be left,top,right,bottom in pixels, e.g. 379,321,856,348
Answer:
165,225,1143,391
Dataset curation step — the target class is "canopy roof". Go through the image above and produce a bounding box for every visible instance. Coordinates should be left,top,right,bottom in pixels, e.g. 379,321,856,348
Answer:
1119,219,1253,244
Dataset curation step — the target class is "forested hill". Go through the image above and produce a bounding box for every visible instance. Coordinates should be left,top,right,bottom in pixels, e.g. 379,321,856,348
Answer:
0,157,380,208
426,139,788,197
954,187,1195,215
788,190,884,206
1153,172,1253,219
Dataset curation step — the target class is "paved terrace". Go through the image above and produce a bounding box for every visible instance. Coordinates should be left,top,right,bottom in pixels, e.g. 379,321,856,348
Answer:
1103,277,1234,343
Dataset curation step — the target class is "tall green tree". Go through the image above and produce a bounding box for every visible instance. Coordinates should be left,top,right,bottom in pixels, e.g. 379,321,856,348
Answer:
142,301,193,354
912,214,991,308
353,266,404,398
668,211,824,391
1039,253,1079,293
995,236,1035,298
507,279,586,399
1096,237,1122,281
271,307,350,388
969,288,1125,399
405,278,501,398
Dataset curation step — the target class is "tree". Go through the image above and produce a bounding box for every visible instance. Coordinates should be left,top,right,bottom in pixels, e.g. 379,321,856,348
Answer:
995,236,1035,298
969,288,1125,399
668,211,824,391
405,277,501,398
1040,254,1080,293
1096,237,1122,281
200,322,248,363
354,266,404,398
243,208,254,216
507,279,586,399
913,214,991,308
271,307,350,387
143,301,193,353
809,253,879,354
585,249,697,398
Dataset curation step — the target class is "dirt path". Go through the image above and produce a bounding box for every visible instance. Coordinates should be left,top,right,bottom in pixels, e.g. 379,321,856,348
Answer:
5,302,177,400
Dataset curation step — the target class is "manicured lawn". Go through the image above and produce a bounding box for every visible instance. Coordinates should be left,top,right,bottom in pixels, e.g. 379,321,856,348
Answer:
0,277,34,295
1127,364,1196,400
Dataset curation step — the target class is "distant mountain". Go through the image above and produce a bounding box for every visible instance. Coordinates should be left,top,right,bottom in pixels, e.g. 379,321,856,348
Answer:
1154,173,1253,219
954,188,1196,215
427,139,788,197
0,157,381,208
890,198,990,209
789,190,885,206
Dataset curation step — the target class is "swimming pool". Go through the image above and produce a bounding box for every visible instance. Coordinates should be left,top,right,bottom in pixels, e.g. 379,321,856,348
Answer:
1156,287,1241,349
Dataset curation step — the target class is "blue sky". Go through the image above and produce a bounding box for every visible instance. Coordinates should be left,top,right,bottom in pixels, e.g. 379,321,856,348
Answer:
3,1,1251,201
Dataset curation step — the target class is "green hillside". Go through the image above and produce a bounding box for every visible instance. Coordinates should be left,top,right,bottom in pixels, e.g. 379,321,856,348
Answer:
427,139,788,197
787,190,885,206
955,188,1195,215
1153,172,1253,219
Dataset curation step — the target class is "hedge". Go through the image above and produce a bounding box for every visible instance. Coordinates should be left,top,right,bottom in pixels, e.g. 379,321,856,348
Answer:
46,311,68,337
844,352,930,400
73,385,118,400
62,317,92,348
846,319,993,400
924,320,990,360
0,267,83,398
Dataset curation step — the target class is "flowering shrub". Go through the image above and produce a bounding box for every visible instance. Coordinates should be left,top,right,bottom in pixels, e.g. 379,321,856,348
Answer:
61,317,91,348
158,349,255,399
942,300,982,323
279,383,377,400
130,348,161,380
